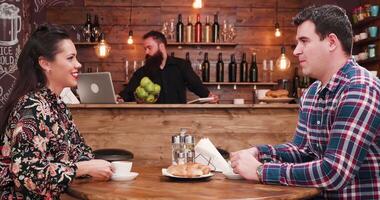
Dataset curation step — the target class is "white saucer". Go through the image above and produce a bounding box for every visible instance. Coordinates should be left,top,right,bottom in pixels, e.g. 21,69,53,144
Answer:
223,171,243,180
111,172,139,181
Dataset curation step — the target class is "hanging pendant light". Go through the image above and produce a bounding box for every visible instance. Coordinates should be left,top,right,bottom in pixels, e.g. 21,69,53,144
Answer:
276,46,290,71
192,0,203,9
274,0,281,37
94,33,111,58
127,0,134,45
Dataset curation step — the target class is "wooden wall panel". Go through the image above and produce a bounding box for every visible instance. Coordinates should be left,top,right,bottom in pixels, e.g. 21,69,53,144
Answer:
47,0,303,102
70,107,298,165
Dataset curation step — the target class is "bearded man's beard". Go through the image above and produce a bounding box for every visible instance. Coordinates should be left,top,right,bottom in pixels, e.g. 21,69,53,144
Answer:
145,50,164,69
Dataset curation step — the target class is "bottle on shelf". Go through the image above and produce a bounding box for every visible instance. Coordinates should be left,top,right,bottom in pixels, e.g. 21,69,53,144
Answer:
240,53,248,82
204,16,212,43
216,53,224,82
185,16,193,43
262,59,268,82
91,15,101,42
229,54,237,82
249,53,258,82
83,13,92,42
269,60,274,82
202,52,210,82
176,14,184,43
292,67,300,98
185,52,191,66
194,14,202,43
212,13,220,43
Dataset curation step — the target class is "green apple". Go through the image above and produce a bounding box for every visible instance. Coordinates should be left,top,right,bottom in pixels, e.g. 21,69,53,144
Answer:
153,84,161,95
145,82,155,93
140,77,152,88
136,86,148,99
146,94,156,103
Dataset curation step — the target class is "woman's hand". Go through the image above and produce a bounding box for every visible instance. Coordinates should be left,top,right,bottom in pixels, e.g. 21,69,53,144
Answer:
76,159,113,180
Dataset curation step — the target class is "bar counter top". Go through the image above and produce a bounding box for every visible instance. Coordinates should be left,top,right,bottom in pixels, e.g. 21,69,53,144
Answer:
68,103,299,109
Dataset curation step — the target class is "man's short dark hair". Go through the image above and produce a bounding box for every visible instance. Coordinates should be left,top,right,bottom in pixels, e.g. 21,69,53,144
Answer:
143,31,167,47
293,5,353,55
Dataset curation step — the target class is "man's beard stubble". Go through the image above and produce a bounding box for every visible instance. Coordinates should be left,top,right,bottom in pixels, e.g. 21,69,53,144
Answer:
145,50,164,70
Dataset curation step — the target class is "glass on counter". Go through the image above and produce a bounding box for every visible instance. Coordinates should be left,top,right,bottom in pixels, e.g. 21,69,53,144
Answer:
368,44,376,58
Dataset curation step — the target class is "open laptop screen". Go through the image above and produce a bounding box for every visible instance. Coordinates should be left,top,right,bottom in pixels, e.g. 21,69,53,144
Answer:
77,72,117,104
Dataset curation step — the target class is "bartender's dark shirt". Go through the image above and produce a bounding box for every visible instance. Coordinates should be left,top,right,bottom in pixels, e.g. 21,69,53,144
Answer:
119,56,209,104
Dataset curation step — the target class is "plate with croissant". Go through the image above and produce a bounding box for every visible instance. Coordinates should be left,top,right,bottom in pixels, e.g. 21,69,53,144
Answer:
162,163,213,180
258,89,294,104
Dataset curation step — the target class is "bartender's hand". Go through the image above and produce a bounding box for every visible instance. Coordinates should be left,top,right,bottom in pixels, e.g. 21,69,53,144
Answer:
230,148,262,181
76,159,113,181
115,94,124,103
208,93,219,104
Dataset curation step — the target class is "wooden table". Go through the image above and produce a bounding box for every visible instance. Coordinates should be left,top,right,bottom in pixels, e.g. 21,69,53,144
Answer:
67,166,320,200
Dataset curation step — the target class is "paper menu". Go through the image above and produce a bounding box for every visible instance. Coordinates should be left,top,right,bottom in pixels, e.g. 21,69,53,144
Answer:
194,138,233,173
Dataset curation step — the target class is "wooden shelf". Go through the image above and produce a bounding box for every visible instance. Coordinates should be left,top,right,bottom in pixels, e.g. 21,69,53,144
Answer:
167,42,238,49
202,82,277,86
74,42,98,46
357,57,380,65
354,37,380,47
353,16,380,29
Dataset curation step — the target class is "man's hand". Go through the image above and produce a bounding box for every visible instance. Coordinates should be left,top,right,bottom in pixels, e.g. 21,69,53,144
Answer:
208,93,219,104
230,148,262,181
115,94,125,103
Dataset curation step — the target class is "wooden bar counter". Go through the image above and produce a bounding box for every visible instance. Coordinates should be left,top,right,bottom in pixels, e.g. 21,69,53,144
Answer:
68,104,299,165
67,166,320,200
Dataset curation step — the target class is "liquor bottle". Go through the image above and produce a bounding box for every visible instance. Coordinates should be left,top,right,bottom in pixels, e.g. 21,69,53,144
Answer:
185,52,191,66
194,14,202,43
202,52,210,82
185,16,193,43
176,14,184,43
91,15,101,42
249,53,258,82
228,54,237,82
83,13,92,42
212,14,220,43
216,53,224,82
293,67,300,98
240,53,248,82
204,16,212,43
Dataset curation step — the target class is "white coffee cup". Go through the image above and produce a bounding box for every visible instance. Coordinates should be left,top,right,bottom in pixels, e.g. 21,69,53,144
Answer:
233,98,244,104
370,71,378,77
358,52,368,60
256,89,270,99
112,161,132,175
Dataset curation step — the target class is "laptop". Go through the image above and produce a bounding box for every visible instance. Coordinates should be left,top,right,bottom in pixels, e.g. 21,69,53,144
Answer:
77,72,117,104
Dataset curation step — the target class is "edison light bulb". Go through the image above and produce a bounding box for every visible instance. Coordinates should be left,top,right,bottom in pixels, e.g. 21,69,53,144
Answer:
94,39,111,58
192,0,202,9
276,46,290,71
274,23,281,37
127,30,134,45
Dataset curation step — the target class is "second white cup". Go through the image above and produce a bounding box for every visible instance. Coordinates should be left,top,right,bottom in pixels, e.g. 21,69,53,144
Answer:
112,161,132,175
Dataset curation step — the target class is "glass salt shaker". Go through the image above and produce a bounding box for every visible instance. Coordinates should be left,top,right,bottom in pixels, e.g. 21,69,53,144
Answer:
184,135,195,163
171,135,181,165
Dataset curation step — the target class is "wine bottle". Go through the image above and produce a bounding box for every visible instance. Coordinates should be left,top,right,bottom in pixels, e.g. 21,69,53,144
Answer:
176,14,184,43
185,16,193,43
240,53,248,82
216,53,224,82
202,52,210,82
212,14,220,43
194,14,202,43
83,13,92,42
91,15,101,42
249,53,258,82
293,67,300,98
229,54,237,82
204,16,212,43
185,52,191,66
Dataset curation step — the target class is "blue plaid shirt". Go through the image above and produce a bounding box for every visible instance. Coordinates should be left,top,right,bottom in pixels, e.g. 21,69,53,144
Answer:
256,59,380,199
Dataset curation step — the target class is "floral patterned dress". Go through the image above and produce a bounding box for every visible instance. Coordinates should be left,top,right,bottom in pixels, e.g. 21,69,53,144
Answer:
0,87,93,200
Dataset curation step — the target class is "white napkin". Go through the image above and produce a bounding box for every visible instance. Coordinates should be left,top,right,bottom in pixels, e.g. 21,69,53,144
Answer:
60,87,80,104
195,138,233,173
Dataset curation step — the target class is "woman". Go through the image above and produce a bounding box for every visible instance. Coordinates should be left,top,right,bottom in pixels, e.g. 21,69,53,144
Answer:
0,24,113,199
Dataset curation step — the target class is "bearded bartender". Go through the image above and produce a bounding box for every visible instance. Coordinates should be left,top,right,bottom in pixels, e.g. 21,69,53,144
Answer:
119,31,218,104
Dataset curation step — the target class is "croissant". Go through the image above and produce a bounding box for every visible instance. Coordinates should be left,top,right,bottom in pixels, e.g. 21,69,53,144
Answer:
167,163,211,178
265,89,289,98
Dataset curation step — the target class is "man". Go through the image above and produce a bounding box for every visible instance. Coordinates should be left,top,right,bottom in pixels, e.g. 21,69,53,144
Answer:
119,31,217,104
231,5,380,199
